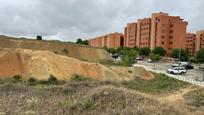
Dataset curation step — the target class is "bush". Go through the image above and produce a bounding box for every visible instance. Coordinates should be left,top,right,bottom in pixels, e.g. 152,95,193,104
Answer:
27,77,37,85
99,59,124,66
152,47,166,56
196,48,204,63
36,35,42,40
59,98,95,110
63,49,68,55
71,74,93,82
171,48,188,61
76,38,88,45
139,47,151,56
38,75,65,85
12,75,23,83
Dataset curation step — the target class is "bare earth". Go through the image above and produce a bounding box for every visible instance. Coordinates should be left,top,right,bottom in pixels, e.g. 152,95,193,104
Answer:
0,48,154,81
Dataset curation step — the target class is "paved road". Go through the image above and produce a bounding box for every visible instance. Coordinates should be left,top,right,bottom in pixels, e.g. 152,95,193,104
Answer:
135,60,204,81
133,63,204,87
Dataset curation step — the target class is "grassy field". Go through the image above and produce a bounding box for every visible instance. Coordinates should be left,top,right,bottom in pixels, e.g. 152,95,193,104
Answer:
122,73,189,94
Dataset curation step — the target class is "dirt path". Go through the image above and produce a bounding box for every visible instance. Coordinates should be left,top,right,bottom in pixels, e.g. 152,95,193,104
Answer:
159,85,198,103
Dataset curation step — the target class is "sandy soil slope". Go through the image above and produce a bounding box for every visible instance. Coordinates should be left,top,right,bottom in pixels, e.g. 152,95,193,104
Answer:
0,48,154,81
0,35,112,62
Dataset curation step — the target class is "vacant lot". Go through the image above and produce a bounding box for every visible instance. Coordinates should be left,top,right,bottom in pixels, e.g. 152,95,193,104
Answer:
0,75,203,115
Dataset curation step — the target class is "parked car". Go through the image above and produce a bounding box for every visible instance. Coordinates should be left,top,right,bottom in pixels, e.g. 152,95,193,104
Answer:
185,64,194,69
136,56,144,60
147,59,154,63
111,53,119,59
167,67,187,75
172,62,194,70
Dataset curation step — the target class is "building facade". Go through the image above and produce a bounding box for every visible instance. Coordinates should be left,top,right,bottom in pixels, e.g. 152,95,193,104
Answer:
88,33,124,49
88,12,204,56
124,22,137,48
137,18,151,48
124,12,188,55
196,30,204,52
150,12,188,55
186,33,196,55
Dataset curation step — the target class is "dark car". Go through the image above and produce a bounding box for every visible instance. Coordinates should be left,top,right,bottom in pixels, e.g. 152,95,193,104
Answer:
112,53,119,59
185,65,194,69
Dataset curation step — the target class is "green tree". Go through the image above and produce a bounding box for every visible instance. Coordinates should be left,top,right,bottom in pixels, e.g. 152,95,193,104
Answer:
121,49,138,66
171,48,188,61
196,48,204,63
150,54,161,69
139,47,151,56
76,38,88,45
36,35,42,40
106,48,117,54
152,47,166,56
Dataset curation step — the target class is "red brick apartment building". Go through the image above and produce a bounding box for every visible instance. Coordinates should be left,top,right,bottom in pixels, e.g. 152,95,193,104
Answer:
196,30,204,52
124,22,137,48
186,33,196,55
124,12,188,55
89,12,204,56
88,33,124,49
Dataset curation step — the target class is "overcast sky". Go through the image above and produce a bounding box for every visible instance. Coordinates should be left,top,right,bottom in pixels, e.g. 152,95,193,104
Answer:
0,0,203,41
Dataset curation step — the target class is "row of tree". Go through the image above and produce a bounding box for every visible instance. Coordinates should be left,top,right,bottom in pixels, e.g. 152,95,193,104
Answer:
105,46,204,66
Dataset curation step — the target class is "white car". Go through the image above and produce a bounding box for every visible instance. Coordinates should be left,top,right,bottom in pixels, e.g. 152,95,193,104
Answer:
172,62,190,67
147,59,154,63
167,67,187,75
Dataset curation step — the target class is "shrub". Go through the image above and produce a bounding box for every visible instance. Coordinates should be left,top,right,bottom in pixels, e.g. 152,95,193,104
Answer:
99,59,124,66
152,47,166,56
38,75,65,85
71,74,93,82
76,38,88,45
139,47,151,56
63,49,68,55
196,48,204,63
27,77,37,85
36,35,42,40
12,75,23,83
59,98,95,110
171,48,188,61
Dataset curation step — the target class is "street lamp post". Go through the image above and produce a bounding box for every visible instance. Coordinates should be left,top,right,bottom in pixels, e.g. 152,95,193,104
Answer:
178,48,181,77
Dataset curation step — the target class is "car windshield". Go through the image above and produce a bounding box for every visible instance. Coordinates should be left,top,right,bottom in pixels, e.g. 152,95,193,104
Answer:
173,67,185,70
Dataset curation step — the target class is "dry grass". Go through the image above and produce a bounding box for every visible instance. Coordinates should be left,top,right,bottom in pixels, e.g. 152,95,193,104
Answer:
0,81,186,115
0,73,203,115
184,88,204,112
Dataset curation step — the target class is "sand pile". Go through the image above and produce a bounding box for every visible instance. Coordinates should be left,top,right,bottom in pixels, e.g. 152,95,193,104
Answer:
0,48,120,81
0,48,154,81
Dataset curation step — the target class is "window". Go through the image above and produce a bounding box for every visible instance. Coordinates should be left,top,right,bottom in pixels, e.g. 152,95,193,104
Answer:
169,42,173,44
162,36,165,39
170,24,173,27
170,30,173,33
161,41,164,45
169,36,173,39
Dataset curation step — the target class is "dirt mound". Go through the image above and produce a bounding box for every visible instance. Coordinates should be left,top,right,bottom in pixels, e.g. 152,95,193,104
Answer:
109,66,154,80
0,48,120,81
0,35,111,62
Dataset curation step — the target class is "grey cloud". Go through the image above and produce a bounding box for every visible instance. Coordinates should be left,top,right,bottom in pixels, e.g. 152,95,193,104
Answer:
0,0,204,41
